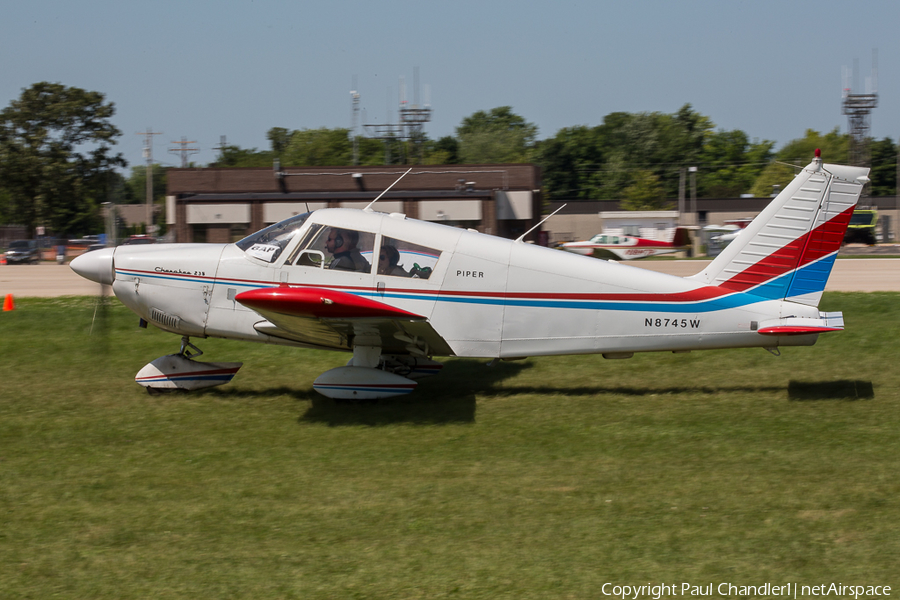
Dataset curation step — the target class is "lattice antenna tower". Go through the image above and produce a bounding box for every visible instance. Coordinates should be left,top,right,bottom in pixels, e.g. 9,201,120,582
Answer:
362,67,432,164
842,50,878,167
399,67,432,162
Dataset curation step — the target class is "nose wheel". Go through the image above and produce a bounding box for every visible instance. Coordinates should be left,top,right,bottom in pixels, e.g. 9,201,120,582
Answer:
136,337,243,395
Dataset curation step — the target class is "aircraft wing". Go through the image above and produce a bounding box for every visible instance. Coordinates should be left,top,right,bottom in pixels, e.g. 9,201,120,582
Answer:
234,286,453,356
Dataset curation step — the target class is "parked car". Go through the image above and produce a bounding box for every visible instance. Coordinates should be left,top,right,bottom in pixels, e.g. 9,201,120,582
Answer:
5,240,40,264
122,235,157,245
69,235,100,244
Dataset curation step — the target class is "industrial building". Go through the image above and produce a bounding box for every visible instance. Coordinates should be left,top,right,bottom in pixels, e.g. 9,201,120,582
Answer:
166,164,542,244
164,162,898,247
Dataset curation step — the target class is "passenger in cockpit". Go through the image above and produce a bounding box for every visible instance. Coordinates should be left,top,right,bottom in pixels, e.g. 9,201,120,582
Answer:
377,245,409,277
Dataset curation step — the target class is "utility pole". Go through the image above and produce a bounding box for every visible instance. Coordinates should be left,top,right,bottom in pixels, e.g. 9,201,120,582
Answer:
689,166,698,224
213,135,228,161
689,166,700,256
351,76,360,166
138,129,162,235
169,137,200,168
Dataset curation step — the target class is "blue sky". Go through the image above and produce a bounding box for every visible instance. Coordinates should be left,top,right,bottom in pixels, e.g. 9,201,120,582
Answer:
3,0,898,169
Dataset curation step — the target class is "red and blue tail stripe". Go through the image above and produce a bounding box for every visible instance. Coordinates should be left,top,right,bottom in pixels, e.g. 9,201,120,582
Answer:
716,205,853,299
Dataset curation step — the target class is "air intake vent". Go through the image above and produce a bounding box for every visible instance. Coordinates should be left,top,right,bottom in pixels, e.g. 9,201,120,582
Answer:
150,308,181,330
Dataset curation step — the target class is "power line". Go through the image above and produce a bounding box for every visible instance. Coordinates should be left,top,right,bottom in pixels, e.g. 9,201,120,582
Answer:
169,137,200,168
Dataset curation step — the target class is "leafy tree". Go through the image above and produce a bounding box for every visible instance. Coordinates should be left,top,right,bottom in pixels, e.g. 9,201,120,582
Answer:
356,136,390,166
214,145,274,167
456,107,538,163
267,127,291,155
0,188,16,224
621,170,668,210
868,137,896,196
0,82,126,236
777,127,849,164
536,125,605,201
536,105,720,203
212,128,388,169
699,130,774,197
282,128,352,166
423,136,459,165
672,104,713,156
750,129,849,197
123,164,168,205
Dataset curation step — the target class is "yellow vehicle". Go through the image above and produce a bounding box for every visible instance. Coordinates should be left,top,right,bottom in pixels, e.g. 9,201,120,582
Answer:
844,208,877,245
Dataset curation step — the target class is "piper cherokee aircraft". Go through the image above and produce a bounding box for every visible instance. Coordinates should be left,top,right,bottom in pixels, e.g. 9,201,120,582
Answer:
71,152,868,399
561,227,691,260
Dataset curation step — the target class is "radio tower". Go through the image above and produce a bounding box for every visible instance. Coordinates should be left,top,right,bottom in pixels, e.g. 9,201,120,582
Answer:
842,51,878,167
362,67,432,164
399,67,432,162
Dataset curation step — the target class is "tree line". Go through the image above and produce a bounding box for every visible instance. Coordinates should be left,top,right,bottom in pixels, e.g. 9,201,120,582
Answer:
1,83,897,237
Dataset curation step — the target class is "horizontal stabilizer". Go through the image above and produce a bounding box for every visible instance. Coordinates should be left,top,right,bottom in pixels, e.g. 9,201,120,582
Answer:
756,311,844,336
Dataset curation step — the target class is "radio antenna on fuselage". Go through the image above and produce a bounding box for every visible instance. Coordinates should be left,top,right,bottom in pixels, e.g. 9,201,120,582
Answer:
363,167,412,212
515,203,566,243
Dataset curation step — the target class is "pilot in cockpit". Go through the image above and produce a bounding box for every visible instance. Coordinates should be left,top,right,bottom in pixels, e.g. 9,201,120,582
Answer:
325,228,369,272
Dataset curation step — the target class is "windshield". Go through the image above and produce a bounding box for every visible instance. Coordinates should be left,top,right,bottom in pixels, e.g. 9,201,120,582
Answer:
235,212,312,263
849,212,875,226
9,240,30,249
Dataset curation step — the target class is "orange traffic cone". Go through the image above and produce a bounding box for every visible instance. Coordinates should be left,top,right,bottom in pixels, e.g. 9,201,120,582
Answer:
3,294,14,311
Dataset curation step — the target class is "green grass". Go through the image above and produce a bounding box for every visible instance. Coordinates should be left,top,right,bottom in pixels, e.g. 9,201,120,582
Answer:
1,293,899,598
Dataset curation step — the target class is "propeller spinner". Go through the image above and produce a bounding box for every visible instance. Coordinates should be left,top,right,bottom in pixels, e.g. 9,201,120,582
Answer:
70,247,116,285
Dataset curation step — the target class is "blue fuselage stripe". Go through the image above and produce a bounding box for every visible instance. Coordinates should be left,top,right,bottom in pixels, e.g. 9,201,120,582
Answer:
120,254,832,314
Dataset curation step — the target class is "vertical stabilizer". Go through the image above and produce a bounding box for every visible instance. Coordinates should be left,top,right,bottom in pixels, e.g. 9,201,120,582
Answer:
688,154,869,306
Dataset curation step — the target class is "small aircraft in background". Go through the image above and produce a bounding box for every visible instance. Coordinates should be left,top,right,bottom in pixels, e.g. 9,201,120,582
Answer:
560,228,691,260
706,218,753,245
71,152,868,400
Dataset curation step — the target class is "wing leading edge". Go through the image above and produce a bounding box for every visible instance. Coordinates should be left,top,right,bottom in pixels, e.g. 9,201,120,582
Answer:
235,286,453,356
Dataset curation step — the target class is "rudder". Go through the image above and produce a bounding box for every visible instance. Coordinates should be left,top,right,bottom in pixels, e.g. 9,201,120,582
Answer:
689,153,869,307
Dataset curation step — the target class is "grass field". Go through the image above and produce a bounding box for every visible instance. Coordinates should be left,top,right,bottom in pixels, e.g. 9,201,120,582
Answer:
1,293,899,598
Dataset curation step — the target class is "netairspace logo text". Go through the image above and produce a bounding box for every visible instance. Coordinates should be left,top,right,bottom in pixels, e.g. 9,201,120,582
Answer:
601,582,891,600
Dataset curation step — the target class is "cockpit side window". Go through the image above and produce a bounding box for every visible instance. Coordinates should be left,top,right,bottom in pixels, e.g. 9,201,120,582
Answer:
287,224,375,273
287,223,328,267
235,212,311,263
377,237,440,279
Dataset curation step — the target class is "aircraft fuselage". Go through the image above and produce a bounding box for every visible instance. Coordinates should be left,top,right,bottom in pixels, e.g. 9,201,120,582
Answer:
105,208,820,360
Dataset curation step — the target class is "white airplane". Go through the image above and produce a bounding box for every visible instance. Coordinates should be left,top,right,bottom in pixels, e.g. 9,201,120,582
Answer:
560,228,691,260
71,152,868,400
